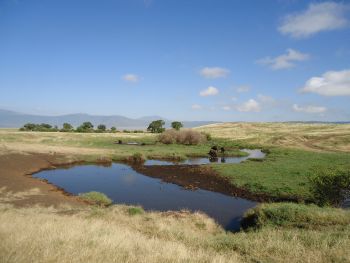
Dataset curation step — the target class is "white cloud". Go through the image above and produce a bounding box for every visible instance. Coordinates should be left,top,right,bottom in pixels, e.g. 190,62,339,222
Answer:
199,67,230,78
231,96,238,101
122,74,139,83
236,85,250,93
237,99,261,112
191,104,202,110
200,86,219,96
222,106,231,111
293,104,327,113
257,49,309,70
300,69,350,96
278,2,349,38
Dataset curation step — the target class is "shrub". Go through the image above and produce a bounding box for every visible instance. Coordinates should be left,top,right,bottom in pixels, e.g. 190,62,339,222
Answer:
158,129,206,145
158,129,178,144
79,191,112,206
310,168,350,207
127,207,144,216
177,129,206,145
202,132,212,141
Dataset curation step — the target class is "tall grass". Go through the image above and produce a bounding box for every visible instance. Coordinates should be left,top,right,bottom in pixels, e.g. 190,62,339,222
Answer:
0,202,349,263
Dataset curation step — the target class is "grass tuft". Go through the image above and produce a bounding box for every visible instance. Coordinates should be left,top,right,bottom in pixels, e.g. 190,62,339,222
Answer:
79,191,112,206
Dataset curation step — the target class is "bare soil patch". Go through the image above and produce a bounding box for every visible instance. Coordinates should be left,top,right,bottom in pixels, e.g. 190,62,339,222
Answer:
0,153,85,207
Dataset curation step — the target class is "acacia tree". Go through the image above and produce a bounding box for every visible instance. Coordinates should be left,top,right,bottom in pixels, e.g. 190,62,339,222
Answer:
171,121,183,130
147,120,165,133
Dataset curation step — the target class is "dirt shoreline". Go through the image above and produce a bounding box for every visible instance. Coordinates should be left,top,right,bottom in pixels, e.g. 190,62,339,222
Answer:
0,152,87,207
0,152,301,207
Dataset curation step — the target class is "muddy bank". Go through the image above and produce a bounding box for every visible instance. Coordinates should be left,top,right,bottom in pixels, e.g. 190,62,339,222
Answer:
133,164,303,203
0,153,86,207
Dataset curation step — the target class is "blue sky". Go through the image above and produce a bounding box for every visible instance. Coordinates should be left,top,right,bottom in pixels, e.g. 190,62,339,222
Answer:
0,0,349,121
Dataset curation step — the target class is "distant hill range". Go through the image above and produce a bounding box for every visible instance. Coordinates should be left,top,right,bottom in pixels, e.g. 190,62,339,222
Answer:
0,109,219,129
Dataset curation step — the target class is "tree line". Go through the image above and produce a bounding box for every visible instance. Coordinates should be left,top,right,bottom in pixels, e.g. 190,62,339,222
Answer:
19,120,184,133
20,122,119,133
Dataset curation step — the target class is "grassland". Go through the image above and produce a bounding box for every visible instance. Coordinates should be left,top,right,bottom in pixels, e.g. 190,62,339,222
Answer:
1,192,349,263
2,128,348,201
0,124,350,262
196,122,350,152
212,147,350,201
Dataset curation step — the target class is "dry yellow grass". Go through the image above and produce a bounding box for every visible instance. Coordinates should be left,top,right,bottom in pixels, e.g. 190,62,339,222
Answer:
196,122,350,152
0,189,238,263
1,193,349,263
0,129,155,156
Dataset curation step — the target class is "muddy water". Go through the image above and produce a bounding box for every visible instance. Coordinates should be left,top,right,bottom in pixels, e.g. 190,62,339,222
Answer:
144,149,265,165
33,162,257,231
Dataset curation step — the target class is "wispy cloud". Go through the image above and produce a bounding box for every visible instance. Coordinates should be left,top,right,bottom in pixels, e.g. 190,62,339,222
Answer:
293,104,327,113
278,2,349,38
199,86,219,96
257,49,309,70
221,106,231,111
300,69,350,96
199,67,230,78
122,74,139,83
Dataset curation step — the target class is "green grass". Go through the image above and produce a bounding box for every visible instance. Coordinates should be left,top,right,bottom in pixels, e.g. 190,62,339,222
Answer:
79,191,112,206
211,147,350,201
127,207,144,216
241,202,350,230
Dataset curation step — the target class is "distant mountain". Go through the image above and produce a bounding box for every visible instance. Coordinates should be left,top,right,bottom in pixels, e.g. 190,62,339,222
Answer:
0,109,219,129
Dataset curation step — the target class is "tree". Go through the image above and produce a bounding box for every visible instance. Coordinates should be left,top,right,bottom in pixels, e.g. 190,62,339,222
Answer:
171,121,183,130
62,123,73,131
76,121,94,132
147,120,165,133
97,124,106,131
110,126,117,132
40,123,52,129
22,123,36,131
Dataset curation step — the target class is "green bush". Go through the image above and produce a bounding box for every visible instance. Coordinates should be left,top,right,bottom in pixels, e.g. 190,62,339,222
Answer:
79,191,112,206
310,168,350,206
127,207,144,216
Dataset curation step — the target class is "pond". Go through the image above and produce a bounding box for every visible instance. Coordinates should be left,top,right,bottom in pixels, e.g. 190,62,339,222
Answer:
33,162,258,231
144,149,265,165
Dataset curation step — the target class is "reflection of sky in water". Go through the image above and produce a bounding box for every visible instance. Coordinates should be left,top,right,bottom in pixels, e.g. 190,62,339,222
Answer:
33,163,257,231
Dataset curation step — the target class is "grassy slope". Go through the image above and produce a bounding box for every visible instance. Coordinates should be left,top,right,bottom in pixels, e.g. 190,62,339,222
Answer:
1,200,349,263
212,147,350,201
196,122,350,152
